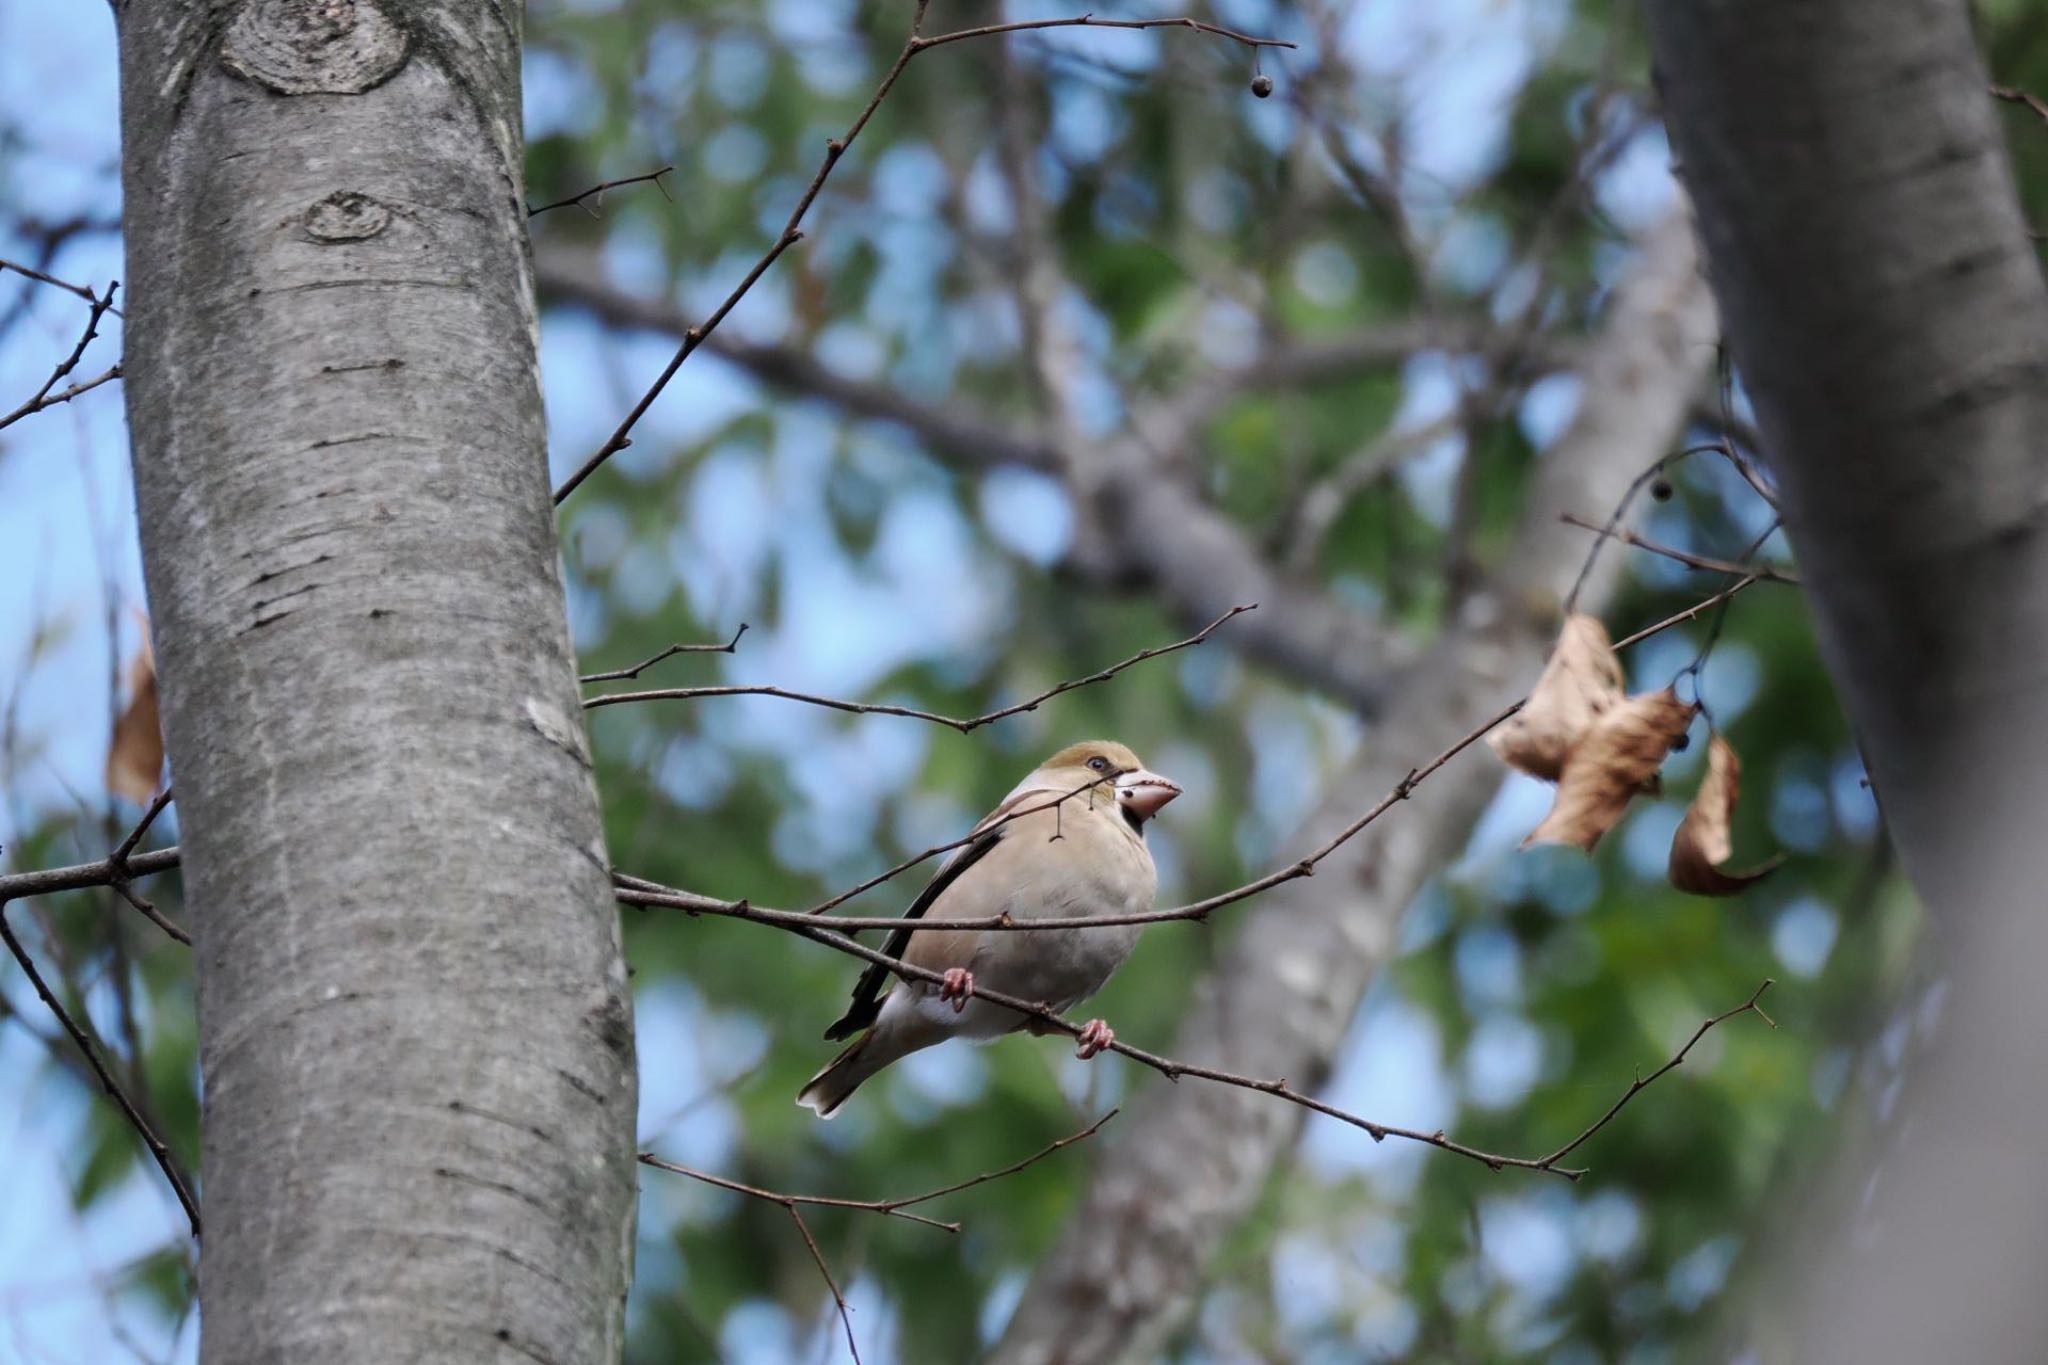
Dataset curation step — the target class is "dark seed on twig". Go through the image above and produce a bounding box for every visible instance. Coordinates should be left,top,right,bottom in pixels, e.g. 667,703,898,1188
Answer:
1250,74,1274,98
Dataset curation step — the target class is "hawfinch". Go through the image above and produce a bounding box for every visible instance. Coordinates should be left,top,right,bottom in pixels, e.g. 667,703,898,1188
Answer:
797,740,1181,1117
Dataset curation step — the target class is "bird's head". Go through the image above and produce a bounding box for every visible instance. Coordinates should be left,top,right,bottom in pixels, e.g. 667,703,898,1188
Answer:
1035,739,1182,829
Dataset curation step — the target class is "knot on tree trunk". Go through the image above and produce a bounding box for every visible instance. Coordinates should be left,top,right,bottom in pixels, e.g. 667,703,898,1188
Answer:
221,0,410,96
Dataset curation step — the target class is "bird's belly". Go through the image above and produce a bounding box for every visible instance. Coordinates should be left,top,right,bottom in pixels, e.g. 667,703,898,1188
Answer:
982,923,1139,1003
911,926,1138,1039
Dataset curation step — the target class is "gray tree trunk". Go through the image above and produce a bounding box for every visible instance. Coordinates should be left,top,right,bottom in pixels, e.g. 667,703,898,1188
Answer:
988,211,1715,1365
1646,2,2048,1359
115,3,637,1360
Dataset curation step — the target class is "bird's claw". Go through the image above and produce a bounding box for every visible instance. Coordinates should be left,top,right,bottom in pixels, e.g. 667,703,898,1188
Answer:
939,967,975,1014
1075,1018,1115,1059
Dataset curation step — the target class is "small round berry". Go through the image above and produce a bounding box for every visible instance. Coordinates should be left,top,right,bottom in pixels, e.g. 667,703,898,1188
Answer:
1250,74,1274,98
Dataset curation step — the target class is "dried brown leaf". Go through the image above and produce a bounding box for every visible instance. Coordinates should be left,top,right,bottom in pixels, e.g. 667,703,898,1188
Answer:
1525,687,1696,852
1668,733,1784,895
107,636,163,804
1489,614,1626,782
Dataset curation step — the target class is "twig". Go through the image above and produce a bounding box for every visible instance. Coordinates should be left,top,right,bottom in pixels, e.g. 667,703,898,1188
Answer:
108,878,190,947
0,256,123,315
0,902,201,1235
637,1108,1116,1235
1612,574,1761,650
877,1106,1117,1208
1,796,192,944
632,894,1769,1180
584,604,1255,728
801,773,1115,917
549,14,1293,504
786,1204,861,1365
578,624,749,684
0,364,121,429
1530,979,1776,1170
614,773,1120,933
112,786,174,867
1560,512,1799,584
615,577,1757,938
1992,83,2048,125
614,717,1477,935
1562,446,1704,615
1697,342,1781,511
527,165,675,219
911,15,1294,55
1675,520,1785,700
0,281,120,433
0,847,181,903
639,1157,958,1232
0,580,1759,919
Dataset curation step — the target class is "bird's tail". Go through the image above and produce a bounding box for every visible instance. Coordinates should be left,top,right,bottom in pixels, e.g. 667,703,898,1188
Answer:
796,1032,888,1119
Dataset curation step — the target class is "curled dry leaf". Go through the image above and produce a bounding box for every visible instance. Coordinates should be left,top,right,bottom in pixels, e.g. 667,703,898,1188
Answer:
1525,687,1696,852
107,633,164,803
1489,614,1626,782
1668,733,1784,895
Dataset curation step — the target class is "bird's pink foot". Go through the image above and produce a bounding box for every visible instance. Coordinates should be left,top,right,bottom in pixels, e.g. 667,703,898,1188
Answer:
1075,1018,1115,1059
939,967,975,1014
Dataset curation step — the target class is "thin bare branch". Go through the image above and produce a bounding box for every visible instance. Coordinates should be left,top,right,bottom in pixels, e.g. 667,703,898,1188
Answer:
879,1107,1118,1209
0,281,120,432
1533,979,1776,1169
613,773,1120,931
615,578,1752,938
1612,574,1762,649
628,892,1769,1180
109,877,190,947
786,1204,861,1365
0,256,124,314
549,14,1292,504
584,605,1255,729
1992,83,2048,125
112,785,174,866
637,1108,1116,1235
0,902,200,1235
1560,512,1800,583
640,1156,957,1232
0,364,122,428
578,624,749,684
527,165,675,219
1563,443,1776,615
911,15,1294,55
0,577,1757,926
0,847,181,903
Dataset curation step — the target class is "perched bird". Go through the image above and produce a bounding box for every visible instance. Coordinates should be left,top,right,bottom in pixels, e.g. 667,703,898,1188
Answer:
797,740,1182,1117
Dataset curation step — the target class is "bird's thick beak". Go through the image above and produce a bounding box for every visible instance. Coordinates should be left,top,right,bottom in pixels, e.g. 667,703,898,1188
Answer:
1115,767,1182,820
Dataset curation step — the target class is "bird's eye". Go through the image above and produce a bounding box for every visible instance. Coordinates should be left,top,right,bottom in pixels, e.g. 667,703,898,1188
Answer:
1087,756,1110,773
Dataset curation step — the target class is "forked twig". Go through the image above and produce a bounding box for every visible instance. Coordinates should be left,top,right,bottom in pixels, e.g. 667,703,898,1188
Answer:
550,16,1292,504
0,904,201,1235
638,1108,1116,1235
579,624,749,684
528,166,675,219
585,605,1254,729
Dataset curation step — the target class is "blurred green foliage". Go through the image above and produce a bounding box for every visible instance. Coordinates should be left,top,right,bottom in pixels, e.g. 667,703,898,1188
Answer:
16,0,2048,1360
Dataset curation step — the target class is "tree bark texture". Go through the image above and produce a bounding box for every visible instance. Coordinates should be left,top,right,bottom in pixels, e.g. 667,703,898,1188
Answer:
988,210,1716,1365
115,3,637,1360
1646,2,2048,1359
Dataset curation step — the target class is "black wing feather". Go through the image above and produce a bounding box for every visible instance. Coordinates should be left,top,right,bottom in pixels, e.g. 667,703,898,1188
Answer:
822,821,1009,1040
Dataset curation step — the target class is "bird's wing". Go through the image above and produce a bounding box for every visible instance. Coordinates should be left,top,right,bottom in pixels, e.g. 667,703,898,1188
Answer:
822,783,1062,1041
